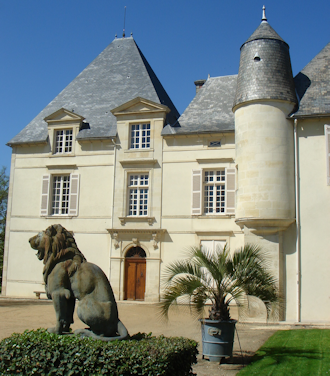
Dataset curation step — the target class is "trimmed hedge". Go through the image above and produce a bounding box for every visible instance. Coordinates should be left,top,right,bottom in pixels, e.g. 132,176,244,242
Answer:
0,329,198,375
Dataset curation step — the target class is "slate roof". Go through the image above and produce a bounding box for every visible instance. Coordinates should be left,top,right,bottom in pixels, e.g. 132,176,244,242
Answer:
244,20,285,45
8,37,179,146
233,20,297,109
162,75,237,136
293,42,330,117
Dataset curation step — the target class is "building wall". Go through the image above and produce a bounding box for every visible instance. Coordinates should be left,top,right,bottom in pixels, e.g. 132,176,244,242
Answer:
162,132,243,253
296,116,330,322
3,111,244,303
3,127,115,297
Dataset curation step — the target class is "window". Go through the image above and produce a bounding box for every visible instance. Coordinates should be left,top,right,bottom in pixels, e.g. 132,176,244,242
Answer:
40,174,80,216
204,170,225,214
130,123,150,149
201,240,226,253
128,174,149,216
55,129,73,154
52,175,70,215
209,140,221,147
192,168,235,215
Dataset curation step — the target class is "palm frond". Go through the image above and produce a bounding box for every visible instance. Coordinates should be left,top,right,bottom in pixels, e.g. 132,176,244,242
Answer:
160,243,279,321
161,258,203,285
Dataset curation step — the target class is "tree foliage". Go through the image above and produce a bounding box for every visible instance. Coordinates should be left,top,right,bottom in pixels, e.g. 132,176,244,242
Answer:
0,167,9,290
160,244,279,321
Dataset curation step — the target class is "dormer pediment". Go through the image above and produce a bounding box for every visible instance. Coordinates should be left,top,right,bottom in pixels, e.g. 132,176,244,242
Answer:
44,108,85,125
111,97,170,117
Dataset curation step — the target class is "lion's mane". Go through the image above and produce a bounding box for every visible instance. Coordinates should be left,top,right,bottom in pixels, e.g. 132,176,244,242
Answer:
42,224,86,283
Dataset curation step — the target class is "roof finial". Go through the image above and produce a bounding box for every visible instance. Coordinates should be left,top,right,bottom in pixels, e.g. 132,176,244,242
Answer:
123,6,126,37
262,5,267,22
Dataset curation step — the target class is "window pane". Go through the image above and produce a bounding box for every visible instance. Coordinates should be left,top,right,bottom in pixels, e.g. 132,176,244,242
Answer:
204,170,226,214
128,173,149,216
55,129,73,154
130,124,150,149
52,175,70,215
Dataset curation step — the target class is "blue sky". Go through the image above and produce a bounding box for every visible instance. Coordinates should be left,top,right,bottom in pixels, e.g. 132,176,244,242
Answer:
1,0,329,174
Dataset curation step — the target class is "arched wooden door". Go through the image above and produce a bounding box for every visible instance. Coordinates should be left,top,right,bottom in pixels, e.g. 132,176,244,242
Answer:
124,247,146,301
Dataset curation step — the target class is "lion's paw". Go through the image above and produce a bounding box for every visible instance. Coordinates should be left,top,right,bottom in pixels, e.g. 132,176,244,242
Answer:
47,327,62,334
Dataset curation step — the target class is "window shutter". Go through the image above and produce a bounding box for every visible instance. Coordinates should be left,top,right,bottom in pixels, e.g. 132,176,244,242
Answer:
226,168,236,214
325,125,330,185
69,174,80,216
192,170,202,215
40,175,50,216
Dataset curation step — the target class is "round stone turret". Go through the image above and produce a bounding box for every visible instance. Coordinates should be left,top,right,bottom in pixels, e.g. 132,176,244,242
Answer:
233,9,297,109
233,7,297,227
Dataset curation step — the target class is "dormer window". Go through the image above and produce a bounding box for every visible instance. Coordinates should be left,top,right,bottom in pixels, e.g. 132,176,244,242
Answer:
55,129,73,154
44,108,84,156
130,123,150,149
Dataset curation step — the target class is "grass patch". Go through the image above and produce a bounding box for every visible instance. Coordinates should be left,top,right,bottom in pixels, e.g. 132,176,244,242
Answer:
238,329,330,375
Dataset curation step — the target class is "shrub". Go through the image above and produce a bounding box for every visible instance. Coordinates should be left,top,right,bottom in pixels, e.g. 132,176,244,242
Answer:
0,329,198,375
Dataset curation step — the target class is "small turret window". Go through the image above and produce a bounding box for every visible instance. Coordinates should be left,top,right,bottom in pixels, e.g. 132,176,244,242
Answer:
254,53,261,62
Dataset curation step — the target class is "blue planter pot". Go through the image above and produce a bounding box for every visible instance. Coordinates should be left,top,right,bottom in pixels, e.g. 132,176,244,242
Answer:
199,319,236,362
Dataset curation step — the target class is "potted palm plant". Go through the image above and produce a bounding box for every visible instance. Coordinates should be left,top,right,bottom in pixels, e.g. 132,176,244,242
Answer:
159,244,278,362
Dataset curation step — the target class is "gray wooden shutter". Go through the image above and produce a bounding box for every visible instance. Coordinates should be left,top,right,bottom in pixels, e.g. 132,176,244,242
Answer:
226,168,236,214
40,175,50,216
326,125,330,185
69,174,80,216
192,170,202,215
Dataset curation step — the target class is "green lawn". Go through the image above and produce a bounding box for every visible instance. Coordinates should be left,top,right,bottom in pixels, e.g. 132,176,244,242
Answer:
238,329,330,376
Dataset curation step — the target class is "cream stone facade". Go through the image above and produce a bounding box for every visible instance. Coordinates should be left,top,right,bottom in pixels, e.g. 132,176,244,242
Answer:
3,11,330,323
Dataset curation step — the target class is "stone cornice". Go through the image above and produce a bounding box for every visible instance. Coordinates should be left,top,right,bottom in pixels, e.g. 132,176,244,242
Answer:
119,159,157,167
107,228,166,249
235,217,295,234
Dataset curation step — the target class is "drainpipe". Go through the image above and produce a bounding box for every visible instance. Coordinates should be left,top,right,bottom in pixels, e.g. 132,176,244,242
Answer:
294,118,301,322
110,138,117,284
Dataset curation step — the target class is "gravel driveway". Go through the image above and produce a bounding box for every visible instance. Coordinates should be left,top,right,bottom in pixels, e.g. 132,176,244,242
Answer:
0,298,279,375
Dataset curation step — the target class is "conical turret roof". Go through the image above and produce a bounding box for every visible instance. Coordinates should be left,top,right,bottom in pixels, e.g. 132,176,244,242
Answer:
233,8,297,109
8,37,179,146
244,21,285,45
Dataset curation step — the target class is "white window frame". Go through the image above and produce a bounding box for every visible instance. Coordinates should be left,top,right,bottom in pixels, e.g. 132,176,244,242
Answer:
203,170,226,214
54,129,73,154
52,175,71,215
130,123,151,149
325,125,330,185
127,173,149,216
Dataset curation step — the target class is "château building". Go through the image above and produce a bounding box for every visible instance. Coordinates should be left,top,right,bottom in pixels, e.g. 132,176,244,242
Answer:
3,8,330,322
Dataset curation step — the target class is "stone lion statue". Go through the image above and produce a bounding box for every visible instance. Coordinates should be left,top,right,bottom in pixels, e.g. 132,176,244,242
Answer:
29,224,129,341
